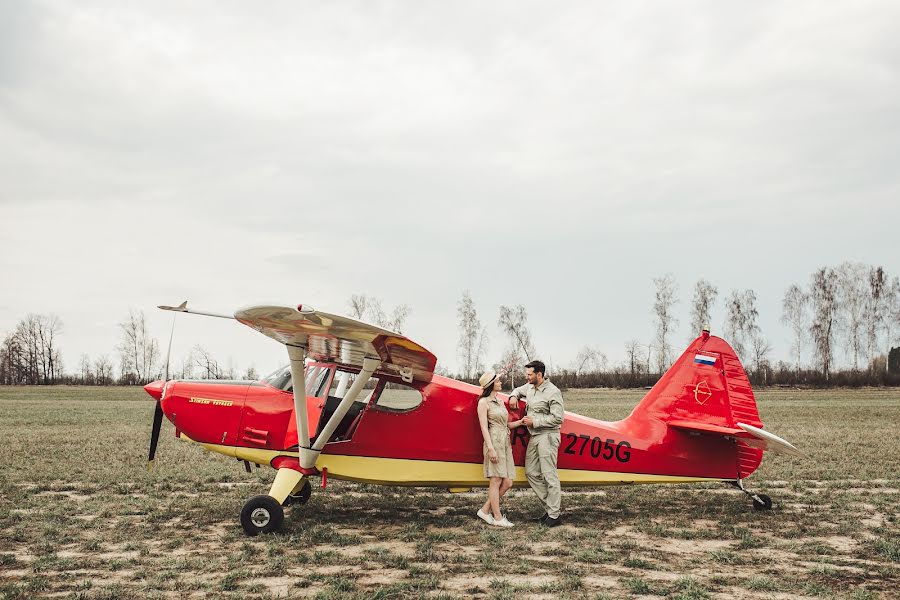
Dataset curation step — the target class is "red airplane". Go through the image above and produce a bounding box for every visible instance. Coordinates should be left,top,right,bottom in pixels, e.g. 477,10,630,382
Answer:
144,303,800,536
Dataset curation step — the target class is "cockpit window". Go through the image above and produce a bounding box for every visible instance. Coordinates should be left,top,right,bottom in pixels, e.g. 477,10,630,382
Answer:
263,365,292,391
372,380,424,413
307,365,333,398
263,363,333,397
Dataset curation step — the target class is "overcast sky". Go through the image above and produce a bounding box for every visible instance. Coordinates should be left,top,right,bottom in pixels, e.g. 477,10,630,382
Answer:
2,1,898,377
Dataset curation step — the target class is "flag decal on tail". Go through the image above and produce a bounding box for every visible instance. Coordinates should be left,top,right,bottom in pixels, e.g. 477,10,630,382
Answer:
694,354,717,366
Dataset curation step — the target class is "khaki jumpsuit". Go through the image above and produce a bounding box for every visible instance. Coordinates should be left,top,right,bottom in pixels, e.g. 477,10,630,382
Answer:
509,380,565,519
483,395,515,479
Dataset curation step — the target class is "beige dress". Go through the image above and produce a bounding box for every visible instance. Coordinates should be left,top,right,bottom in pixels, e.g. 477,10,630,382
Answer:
483,395,515,479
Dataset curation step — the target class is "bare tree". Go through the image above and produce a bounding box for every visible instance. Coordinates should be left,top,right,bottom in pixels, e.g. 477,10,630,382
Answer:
117,309,159,384
652,274,678,372
348,294,369,320
38,314,63,383
572,345,608,375
348,294,410,332
387,304,411,333
496,347,525,388
193,345,223,380
836,262,868,371
367,298,387,327
689,279,718,339
810,267,839,381
749,333,772,382
78,354,92,384
623,339,644,378
475,329,488,377
179,350,195,380
0,332,23,384
886,276,900,363
223,357,237,380
244,365,259,381
94,355,113,385
724,289,759,363
865,266,886,372
457,291,487,379
498,305,535,361
1,314,64,384
781,284,809,374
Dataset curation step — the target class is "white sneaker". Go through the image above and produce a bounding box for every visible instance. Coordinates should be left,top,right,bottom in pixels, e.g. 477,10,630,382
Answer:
476,509,495,525
492,516,514,528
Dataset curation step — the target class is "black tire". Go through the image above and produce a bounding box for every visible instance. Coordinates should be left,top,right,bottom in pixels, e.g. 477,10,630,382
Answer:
284,479,312,506
240,495,284,536
752,493,773,511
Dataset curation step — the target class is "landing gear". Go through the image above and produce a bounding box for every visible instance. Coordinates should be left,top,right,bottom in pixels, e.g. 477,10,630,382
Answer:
240,495,284,536
240,471,314,535
752,493,773,511
732,479,774,511
284,479,312,506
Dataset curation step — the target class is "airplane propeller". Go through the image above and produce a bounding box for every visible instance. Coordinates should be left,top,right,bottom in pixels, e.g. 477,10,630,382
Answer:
148,306,180,470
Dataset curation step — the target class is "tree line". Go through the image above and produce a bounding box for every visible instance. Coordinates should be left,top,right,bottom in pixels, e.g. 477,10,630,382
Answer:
2,264,898,387
454,262,900,388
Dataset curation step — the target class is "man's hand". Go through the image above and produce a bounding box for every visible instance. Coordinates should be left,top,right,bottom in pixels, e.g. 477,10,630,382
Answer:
508,397,519,409
522,416,534,427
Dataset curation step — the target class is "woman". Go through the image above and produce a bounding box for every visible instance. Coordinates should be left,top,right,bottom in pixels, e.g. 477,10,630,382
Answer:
476,370,524,527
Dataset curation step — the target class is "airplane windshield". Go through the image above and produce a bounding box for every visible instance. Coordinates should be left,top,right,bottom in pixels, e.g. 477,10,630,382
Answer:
262,363,333,395
263,365,292,391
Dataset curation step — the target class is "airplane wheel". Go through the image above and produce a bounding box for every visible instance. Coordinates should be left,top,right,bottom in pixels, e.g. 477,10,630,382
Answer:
240,495,284,536
284,479,312,506
752,494,773,511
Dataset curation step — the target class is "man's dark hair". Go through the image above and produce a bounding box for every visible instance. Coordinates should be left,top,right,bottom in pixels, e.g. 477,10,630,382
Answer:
525,360,546,376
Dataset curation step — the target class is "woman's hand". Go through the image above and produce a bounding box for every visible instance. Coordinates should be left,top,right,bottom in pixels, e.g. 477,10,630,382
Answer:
508,419,523,429
488,448,498,463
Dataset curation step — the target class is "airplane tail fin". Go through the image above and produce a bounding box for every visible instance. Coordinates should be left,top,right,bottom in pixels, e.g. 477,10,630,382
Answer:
626,331,788,479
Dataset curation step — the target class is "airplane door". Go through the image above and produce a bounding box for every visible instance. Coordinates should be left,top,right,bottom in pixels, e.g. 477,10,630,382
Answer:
312,369,376,444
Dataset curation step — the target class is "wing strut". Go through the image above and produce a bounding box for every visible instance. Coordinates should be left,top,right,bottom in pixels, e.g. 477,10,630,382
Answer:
288,345,381,469
287,346,313,468
312,357,379,453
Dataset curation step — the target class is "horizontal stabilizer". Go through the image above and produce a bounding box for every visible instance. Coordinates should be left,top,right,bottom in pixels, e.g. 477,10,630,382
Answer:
668,421,743,436
736,423,803,456
668,419,802,456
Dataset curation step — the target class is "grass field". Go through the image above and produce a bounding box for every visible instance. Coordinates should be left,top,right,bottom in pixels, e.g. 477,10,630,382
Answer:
0,386,898,599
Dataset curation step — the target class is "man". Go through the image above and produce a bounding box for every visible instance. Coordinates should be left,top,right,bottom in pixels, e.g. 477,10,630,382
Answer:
508,360,564,527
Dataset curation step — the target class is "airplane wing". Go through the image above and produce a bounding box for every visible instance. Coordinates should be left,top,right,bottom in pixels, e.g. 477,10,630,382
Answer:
234,305,437,384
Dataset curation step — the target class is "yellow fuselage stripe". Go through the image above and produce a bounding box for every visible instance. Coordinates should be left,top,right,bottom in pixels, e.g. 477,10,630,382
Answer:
187,437,723,487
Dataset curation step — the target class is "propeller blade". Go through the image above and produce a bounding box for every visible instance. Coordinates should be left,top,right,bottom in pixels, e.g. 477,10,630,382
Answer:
149,311,177,471
147,400,164,470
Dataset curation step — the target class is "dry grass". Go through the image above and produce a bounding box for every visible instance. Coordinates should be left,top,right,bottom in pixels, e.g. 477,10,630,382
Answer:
0,385,898,599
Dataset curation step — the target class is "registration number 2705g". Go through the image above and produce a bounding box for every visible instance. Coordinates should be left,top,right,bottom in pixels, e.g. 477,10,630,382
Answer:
563,433,631,463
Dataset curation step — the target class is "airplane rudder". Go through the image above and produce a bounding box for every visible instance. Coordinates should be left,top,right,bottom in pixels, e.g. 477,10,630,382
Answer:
630,334,761,429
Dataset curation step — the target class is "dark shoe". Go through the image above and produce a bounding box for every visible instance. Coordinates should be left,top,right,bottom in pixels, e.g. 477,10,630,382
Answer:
532,512,548,523
543,515,562,528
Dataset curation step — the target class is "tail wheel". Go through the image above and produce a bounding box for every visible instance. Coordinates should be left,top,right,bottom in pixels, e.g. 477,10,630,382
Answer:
240,495,284,536
752,494,773,511
284,479,312,506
